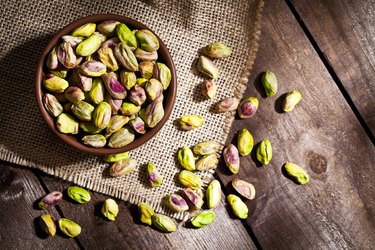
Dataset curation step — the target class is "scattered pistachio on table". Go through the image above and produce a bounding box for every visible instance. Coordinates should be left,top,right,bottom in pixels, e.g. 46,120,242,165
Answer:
178,170,202,190
180,188,204,210
102,198,119,221
282,90,302,112
206,179,221,209
38,191,63,210
202,42,232,59
261,70,278,97
164,194,189,213
191,210,216,228
177,146,196,171
109,158,137,177
223,144,240,174
58,218,82,237
216,97,240,113
256,140,272,166
146,162,163,187
138,203,155,226
178,115,205,131
43,93,63,117
232,179,256,200
152,214,177,233
237,128,254,156
103,152,129,162
38,214,56,237
196,154,218,171
67,186,91,204
237,96,259,119
197,55,219,79
284,162,309,185
193,141,221,155
202,79,217,99
227,194,248,219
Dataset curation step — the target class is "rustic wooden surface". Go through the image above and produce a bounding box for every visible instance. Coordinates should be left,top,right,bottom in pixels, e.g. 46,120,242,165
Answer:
1,0,374,249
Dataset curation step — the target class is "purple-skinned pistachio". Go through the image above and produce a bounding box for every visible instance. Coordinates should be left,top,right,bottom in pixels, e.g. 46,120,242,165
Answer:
202,80,217,99
180,188,204,210
135,48,158,61
164,194,189,213
237,97,259,119
145,78,163,101
73,67,92,91
129,117,146,134
57,42,76,69
97,47,119,71
146,162,163,187
97,20,120,36
81,60,107,77
46,47,58,70
114,43,138,72
105,93,123,115
153,62,171,90
62,35,84,47
223,144,240,174
38,191,63,209
197,55,218,79
64,86,85,103
101,37,120,49
43,74,69,93
216,97,239,112
102,72,127,99
129,85,146,106
139,61,154,79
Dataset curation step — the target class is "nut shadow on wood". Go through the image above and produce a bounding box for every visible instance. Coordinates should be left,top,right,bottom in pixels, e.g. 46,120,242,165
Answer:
250,142,263,168
274,93,287,114
253,71,267,98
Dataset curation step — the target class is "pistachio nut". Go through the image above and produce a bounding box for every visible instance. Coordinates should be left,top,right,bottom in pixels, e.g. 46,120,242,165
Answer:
81,60,107,77
136,77,148,87
93,102,112,129
116,23,138,49
196,154,218,171
105,93,123,115
62,35,83,47
81,134,106,148
89,78,105,104
261,70,277,97
153,63,171,90
164,194,189,213
178,115,205,131
227,194,248,219
197,56,219,79
56,113,79,134
120,71,137,90
180,188,204,210
135,48,158,61
206,179,221,208
237,128,253,156
114,43,138,71
102,198,119,221
138,203,155,225
43,93,63,117
97,47,119,72
135,29,159,52
284,162,309,184
58,218,81,238
76,33,102,56
282,90,302,112
217,97,240,112
109,158,137,177
120,102,141,116
202,42,232,59
139,61,155,79
38,191,63,209
193,141,221,155
97,20,120,36
57,42,76,69
256,140,272,166
129,117,146,134
177,146,196,171
71,23,96,37
223,144,240,174
178,170,202,190
129,85,147,106
145,78,163,101
38,214,56,237
50,68,68,79
146,162,163,187
101,37,120,49
46,46,58,70
103,152,129,163
105,115,130,136
238,97,259,119
232,179,256,200
144,98,164,128
43,74,69,93
64,86,85,103
67,186,91,204
202,79,217,99
108,127,135,148
72,67,92,92
102,72,127,99
79,122,103,134
152,214,176,233
191,210,216,228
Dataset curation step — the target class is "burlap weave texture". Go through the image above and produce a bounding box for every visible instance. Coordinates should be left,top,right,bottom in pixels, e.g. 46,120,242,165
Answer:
0,0,263,219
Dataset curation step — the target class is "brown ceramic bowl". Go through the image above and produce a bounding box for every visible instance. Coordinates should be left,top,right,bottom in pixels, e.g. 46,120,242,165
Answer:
36,14,177,155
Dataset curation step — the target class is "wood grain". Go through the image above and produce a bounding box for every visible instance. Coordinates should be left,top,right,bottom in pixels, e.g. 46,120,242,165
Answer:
290,0,375,135
216,0,375,249
40,173,257,250
0,162,79,249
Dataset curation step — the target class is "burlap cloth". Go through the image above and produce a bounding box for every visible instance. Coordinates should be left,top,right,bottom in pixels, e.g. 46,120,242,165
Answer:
0,0,263,219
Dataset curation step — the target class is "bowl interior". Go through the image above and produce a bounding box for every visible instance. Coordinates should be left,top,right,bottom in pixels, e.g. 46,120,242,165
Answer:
36,14,177,155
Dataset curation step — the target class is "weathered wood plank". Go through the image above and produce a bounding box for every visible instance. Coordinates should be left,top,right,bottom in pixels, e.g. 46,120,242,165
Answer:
290,0,375,135
0,162,79,249
216,0,375,249
40,173,257,249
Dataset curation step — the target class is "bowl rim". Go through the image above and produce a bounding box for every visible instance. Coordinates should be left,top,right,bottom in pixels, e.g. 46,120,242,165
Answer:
36,14,177,155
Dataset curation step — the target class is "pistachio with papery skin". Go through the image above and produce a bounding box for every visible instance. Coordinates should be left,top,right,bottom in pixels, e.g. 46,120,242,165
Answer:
109,158,137,177
105,115,130,137
206,180,221,208
62,35,83,47
202,80,217,99
139,61,155,79
102,72,127,99
193,141,221,155
108,127,135,148
57,42,76,69
114,43,138,72
146,162,163,187
164,194,189,212
129,85,147,106
136,77,148,87
56,113,79,134
97,47,119,72
81,134,106,148
50,68,68,79
223,144,240,174
197,56,218,79
196,154,218,171
238,97,259,119
79,122,103,134
81,60,107,77
135,29,159,52
43,74,69,93
89,78,105,104
46,46,58,70
71,101,94,121
202,42,232,59
72,67,92,92
129,117,146,134
97,20,120,36
217,97,239,112
282,90,302,112
101,37,120,49
178,115,205,131
135,48,158,61
232,179,256,200
43,93,63,117
144,97,164,128
105,93,122,115
153,63,171,90
38,191,63,209
145,78,163,101
64,86,85,103
180,188,204,210
138,203,155,225
120,71,137,90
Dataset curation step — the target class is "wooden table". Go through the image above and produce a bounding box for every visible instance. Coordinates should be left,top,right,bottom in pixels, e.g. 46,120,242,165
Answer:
1,0,374,249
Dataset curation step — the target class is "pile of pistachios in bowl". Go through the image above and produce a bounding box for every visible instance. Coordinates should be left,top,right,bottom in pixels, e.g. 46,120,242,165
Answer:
42,21,171,148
